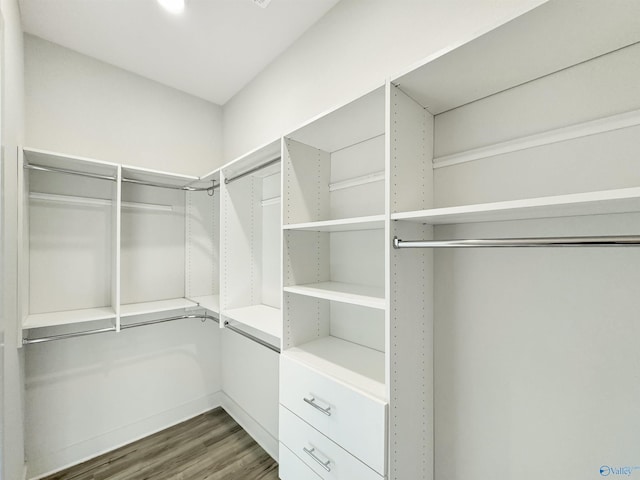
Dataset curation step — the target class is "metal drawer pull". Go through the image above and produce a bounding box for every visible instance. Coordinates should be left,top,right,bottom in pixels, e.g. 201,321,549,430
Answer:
303,446,332,472
303,396,332,416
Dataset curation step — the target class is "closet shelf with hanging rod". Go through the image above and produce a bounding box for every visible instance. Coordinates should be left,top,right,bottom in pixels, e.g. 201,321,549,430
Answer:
393,235,640,249
391,187,640,225
22,312,219,346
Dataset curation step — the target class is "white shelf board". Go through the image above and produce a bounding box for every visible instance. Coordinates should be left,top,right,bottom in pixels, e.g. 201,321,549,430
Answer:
391,187,640,225
23,307,116,329
120,298,198,318
284,215,385,232
222,139,281,180
284,336,386,400
188,294,220,314
23,147,119,177
223,304,282,341
284,282,385,310
121,165,199,188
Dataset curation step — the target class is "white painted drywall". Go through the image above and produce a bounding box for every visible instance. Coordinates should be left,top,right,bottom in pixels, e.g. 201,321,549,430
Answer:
24,34,223,175
222,0,547,161
0,0,25,478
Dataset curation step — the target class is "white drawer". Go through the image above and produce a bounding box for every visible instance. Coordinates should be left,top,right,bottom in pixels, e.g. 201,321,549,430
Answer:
279,442,323,480
280,355,387,475
280,405,384,480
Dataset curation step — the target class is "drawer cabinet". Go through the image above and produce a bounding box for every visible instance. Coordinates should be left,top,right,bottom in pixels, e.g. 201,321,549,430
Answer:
280,355,387,475
280,406,384,480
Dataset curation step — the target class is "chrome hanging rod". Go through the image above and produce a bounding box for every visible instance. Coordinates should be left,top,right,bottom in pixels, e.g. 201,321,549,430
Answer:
223,321,281,354
224,157,281,185
22,313,219,345
121,177,218,195
393,235,640,249
24,163,117,182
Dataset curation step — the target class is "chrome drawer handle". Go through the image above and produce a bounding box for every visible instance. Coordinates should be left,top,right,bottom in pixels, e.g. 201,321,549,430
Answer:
303,396,331,416
303,446,331,472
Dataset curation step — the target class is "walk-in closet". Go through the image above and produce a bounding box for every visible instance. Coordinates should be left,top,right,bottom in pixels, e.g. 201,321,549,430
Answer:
1,1,639,479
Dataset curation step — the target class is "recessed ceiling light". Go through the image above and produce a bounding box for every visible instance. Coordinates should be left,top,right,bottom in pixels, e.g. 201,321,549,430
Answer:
157,0,185,14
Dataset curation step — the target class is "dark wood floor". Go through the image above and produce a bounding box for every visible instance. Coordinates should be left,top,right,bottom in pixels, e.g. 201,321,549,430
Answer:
43,408,279,480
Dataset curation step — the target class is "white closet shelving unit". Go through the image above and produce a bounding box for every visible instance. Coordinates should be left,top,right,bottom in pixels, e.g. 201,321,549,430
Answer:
18,148,219,343
280,86,388,479
19,148,121,336
220,140,282,349
386,2,640,480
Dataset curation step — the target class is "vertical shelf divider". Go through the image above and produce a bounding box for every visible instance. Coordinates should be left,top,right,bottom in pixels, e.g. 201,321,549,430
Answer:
114,165,122,332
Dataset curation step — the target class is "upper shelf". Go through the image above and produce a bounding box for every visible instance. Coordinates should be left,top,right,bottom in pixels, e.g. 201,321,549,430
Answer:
23,307,116,330
391,187,640,225
284,282,385,310
23,147,119,178
392,0,640,113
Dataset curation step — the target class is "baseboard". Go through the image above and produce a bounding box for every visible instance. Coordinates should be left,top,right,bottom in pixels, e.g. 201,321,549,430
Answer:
220,392,279,462
26,391,222,480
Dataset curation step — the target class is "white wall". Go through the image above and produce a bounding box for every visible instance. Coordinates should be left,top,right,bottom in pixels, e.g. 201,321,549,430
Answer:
25,34,223,175
22,35,224,479
222,0,547,161
0,0,25,478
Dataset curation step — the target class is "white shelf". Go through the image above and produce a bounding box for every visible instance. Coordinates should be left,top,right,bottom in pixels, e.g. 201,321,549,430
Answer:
284,215,385,232
120,298,198,318
121,165,199,188
223,304,282,342
391,187,640,225
23,147,119,177
284,336,386,400
284,282,385,310
23,307,116,330
188,295,220,314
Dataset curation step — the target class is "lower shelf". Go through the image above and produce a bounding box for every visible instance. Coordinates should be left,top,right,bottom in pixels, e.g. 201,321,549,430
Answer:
223,304,282,347
187,294,220,314
120,298,198,318
284,336,386,401
23,306,116,330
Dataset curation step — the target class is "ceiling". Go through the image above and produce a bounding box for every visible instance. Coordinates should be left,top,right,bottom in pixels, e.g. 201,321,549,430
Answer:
19,0,340,105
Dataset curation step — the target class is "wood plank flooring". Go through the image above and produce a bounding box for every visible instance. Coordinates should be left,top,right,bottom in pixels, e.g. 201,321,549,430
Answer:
43,408,279,480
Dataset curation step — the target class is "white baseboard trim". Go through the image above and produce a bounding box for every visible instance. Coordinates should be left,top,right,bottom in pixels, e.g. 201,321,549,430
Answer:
220,392,279,462
27,391,223,480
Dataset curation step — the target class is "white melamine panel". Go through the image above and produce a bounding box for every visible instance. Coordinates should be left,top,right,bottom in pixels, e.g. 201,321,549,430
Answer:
389,220,433,480
120,184,186,305
329,303,385,354
433,214,640,480
185,188,218,300
390,85,433,214
393,0,640,115
279,406,384,480
280,354,387,474
284,283,384,310
24,307,116,329
221,328,279,440
279,443,323,480
23,147,119,177
188,294,220,314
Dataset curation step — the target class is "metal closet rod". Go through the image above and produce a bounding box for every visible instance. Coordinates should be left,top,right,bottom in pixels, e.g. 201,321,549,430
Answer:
22,313,219,346
223,321,281,354
393,235,640,249
224,157,281,185
25,163,219,193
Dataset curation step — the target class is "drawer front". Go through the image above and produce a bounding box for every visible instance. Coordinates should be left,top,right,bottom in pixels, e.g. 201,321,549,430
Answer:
280,405,384,480
279,442,323,480
280,355,387,474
